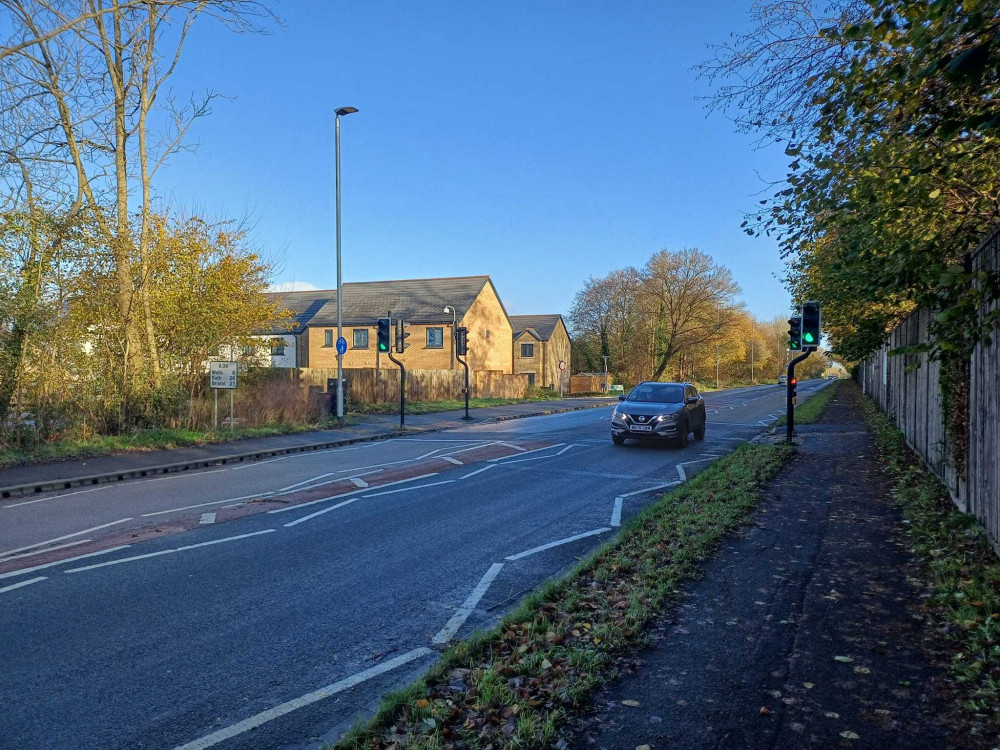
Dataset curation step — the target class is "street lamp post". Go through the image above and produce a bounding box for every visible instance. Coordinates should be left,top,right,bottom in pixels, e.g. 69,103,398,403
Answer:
444,305,457,369
334,106,358,424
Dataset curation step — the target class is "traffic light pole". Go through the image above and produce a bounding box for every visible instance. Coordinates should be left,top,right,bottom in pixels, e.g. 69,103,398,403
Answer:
456,353,471,420
785,348,813,442
387,348,406,428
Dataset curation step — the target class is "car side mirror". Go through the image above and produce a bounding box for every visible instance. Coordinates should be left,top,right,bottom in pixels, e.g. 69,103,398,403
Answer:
686,396,699,404
618,394,626,402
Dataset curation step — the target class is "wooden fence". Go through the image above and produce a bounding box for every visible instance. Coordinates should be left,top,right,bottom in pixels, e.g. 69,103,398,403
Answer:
292,368,529,404
857,225,1000,549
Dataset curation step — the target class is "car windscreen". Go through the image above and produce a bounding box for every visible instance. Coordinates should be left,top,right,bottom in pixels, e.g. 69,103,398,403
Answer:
626,384,684,404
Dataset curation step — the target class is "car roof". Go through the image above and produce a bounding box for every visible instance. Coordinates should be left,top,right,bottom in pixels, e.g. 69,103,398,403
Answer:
635,381,690,387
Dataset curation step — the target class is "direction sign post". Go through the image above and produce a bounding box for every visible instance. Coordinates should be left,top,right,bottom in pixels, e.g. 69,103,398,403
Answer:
209,361,238,430
558,360,566,397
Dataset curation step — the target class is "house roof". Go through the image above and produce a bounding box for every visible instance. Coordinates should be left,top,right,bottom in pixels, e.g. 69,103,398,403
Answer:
510,314,565,342
267,276,503,330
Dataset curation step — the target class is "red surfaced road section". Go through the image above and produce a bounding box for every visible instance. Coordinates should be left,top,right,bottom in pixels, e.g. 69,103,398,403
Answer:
0,440,551,577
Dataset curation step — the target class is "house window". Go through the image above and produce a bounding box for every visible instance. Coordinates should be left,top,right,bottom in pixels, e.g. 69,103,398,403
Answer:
241,344,253,356
270,340,286,356
527,373,536,386
520,343,534,358
324,329,333,347
353,329,369,349
426,327,444,348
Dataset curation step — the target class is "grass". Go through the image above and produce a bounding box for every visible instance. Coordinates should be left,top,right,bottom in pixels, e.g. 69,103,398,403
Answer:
0,422,332,469
858,388,1000,724
351,394,555,416
334,441,794,750
774,378,842,426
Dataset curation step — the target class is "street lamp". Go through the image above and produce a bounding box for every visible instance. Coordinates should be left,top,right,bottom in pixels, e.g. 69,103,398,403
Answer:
443,305,456,369
334,105,358,424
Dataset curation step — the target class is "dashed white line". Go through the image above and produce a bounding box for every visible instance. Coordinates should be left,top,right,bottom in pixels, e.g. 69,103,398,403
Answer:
432,563,505,645
505,528,611,561
172,647,433,750
64,530,276,574
676,464,687,482
494,441,528,452
611,498,624,527
277,473,335,493
0,545,132,581
199,513,216,525
617,481,681,499
555,444,577,456
0,518,133,559
142,493,273,517
284,497,360,528
0,576,47,594
460,464,497,480
440,456,463,465
349,477,368,488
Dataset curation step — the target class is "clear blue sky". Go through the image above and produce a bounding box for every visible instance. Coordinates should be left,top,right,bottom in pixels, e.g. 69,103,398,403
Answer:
157,1,793,321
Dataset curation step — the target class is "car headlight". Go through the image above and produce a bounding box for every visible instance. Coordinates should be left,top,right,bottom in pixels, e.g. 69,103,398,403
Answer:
612,409,625,422
657,413,678,422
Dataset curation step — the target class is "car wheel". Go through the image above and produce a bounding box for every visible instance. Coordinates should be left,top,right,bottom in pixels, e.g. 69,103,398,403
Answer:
612,434,626,445
694,419,706,441
676,423,689,448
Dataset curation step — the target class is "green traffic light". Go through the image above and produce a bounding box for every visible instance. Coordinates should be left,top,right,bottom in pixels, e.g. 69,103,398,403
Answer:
802,332,815,344
378,343,388,352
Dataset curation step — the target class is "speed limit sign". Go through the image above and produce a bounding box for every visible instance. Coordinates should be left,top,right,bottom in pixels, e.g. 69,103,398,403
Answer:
558,360,566,371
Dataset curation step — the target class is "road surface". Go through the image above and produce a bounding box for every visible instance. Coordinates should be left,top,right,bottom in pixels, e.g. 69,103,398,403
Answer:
0,381,828,750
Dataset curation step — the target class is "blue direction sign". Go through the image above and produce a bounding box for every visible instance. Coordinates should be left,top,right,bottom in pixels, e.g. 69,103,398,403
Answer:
336,336,348,355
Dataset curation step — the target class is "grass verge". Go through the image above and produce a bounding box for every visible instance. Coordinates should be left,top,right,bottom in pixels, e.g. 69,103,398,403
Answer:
351,395,554,416
335,441,794,750
859,390,1000,723
0,422,332,469
774,379,842,426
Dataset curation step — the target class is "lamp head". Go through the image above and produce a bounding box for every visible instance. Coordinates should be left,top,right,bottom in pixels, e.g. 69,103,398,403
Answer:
335,106,359,117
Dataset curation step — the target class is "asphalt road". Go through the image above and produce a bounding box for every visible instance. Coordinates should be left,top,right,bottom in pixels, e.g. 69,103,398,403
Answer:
0,381,829,750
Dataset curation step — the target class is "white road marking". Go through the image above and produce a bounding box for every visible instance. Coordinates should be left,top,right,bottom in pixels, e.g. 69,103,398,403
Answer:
362,480,455,498
269,473,439,515
285,468,385,493
489,443,564,462
505,528,611,562
494,441,528,452
432,563,505,644
611,498,623,527
439,442,499,457
0,538,92,562
0,576,47,594
64,530,276,574
283,497,360,528
199,513,216,525
440,456,463,466
0,545,132,581
349,477,368,488
555,444,577,456
172,647,433,750
3,484,109,508
142,493,273,517
676,464,686,482
617,481,681,499
414,448,444,460
278,473,335,493
496,455,561,466
0,518,133,559
460,464,497,480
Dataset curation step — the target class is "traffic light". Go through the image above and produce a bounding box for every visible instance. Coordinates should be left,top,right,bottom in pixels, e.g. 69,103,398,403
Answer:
455,326,468,356
787,315,802,351
395,318,410,353
789,376,798,401
801,301,821,349
377,318,391,353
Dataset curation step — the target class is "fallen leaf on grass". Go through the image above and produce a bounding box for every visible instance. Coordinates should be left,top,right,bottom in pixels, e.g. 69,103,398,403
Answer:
825,712,840,719
854,667,871,675
636,745,652,750
840,730,860,740
803,682,815,689
834,655,854,663
622,699,641,707
759,706,772,716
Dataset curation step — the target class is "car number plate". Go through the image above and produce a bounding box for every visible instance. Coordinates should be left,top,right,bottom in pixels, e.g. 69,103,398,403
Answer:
631,424,654,432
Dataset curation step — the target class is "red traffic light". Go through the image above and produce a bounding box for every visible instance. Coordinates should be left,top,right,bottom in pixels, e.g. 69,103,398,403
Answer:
790,377,797,386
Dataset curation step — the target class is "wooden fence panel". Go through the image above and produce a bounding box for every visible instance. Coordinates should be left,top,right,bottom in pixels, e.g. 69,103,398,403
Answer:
857,225,999,547
295,367,527,404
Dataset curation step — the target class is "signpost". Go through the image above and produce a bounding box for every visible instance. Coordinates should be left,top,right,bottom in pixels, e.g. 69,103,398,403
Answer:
336,336,348,355
558,360,566,397
209,361,237,430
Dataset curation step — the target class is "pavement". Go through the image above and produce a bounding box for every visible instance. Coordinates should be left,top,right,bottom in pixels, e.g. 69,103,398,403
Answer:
0,381,828,750
568,382,983,749
0,397,613,494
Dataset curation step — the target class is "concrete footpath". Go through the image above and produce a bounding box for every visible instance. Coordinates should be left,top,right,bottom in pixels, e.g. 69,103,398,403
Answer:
0,397,612,495
568,383,988,749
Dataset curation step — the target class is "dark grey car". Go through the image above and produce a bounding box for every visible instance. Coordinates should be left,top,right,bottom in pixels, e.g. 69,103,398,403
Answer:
611,382,707,448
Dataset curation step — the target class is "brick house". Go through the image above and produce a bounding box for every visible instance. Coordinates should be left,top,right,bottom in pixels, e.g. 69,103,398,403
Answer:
264,276,514,373
510,315,572,391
